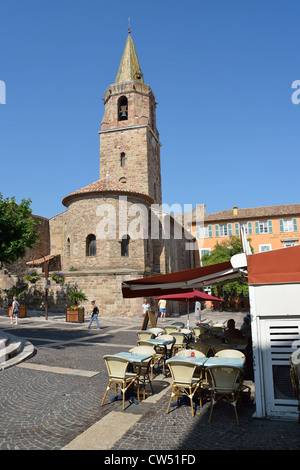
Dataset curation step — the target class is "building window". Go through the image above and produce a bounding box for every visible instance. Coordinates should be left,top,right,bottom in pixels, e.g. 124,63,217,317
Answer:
118,96,128,121
86,234,96,257
196,225,212,238
255,220,273,234
282,239,298,247
120,152,126,167
259,244,271,252
219,224,228,237
279,218,298,233
121,235,130,257
67,237,71,255
199,248,211,266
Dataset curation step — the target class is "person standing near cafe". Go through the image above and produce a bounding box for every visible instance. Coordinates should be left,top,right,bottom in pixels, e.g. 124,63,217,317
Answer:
195,301,201,325
158,299,167,322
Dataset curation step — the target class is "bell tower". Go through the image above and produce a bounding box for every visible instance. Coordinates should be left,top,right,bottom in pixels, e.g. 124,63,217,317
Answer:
98,30,162,204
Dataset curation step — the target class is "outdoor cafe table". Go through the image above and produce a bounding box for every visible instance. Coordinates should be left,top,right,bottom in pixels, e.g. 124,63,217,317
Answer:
147,338,175,375
204,356,245,368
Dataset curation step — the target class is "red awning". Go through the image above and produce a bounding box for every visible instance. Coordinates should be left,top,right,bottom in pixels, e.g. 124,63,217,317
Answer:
247,245,300,285
122,261,242,298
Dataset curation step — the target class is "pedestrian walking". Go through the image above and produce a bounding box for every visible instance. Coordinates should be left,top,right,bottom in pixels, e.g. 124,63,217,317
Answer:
10,296,19,325
142,299,150,317
88,301,101,329
195,300,201,325
158,299,167,322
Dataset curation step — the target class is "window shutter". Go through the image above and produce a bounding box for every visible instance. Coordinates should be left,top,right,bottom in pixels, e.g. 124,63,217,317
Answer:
215,224,219,237
228,223,232,236
196,225,200,239
255,221,259,234
279,219,284,233
293,218,298,231
247,221,253,235
268,220,273,234
208,225,213,238
234,223,239,236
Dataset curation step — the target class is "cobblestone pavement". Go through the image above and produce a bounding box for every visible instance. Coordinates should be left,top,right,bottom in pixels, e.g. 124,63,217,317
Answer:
0,309,299,452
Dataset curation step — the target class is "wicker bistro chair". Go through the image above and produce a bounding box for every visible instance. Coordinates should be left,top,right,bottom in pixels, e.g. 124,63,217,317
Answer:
136,330,154,343
289,349,300,423
147,327,165,337
150,334,176,375
206,365,245,426
101,355,140,410
192,327,201,342
188,342,212,357
166,359,203,416
215,349,246,360
172,332,189,354
128,346,154,399
164,325,178,335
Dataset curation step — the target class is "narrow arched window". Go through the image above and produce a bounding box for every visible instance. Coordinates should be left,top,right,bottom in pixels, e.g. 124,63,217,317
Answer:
67,237,71,255
118,96,128,121
120,152,126,167
86,234,96,257
121,235,130,257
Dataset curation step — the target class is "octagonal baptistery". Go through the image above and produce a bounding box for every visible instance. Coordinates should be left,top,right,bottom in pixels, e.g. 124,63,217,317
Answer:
47,177,155,316
60,177,154,273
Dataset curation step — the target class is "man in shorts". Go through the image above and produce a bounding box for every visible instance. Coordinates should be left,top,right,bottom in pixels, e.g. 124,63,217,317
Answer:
158,299,167,322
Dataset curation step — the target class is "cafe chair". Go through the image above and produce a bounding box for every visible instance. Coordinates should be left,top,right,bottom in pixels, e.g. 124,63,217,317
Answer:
172,332,189,354
147,327,165,336
289,350,300,423
210,326,224,336
171,321,185,328
212,344,231,355
128,346,154,400
137,330,154,343
101,355,139,410
215,349,246,359
206,365,245,426
188,343,212,356
164,325,178,335
166,359,203,416
130,344,158,381
192,326,201,342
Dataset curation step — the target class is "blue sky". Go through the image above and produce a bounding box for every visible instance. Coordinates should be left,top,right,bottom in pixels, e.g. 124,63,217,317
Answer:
0,0,300,219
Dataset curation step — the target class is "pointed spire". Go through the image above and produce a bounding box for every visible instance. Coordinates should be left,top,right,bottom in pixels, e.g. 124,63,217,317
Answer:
115,30,144,84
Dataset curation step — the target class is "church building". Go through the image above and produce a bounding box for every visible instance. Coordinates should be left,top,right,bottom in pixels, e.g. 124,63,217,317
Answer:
0,31,195,317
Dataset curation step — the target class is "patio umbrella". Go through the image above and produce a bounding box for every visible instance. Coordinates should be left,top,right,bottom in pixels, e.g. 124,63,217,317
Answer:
155,290,223,328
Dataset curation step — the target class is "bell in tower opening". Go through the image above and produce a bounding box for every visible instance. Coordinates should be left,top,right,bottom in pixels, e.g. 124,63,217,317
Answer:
118,96,128,121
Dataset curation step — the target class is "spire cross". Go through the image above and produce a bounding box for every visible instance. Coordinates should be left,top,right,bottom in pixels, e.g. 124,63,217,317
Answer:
128,17,131,34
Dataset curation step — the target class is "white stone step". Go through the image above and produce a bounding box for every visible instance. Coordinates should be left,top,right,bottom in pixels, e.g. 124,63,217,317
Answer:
0,331,34,370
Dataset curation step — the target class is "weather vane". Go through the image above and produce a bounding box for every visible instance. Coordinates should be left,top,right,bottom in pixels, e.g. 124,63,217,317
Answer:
128,17,131,34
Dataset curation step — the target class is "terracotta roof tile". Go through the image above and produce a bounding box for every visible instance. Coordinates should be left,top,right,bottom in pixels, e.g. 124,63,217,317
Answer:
203,204,300,223
62,178,153,207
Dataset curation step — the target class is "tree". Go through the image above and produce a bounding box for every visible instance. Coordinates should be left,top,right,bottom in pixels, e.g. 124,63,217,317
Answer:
201,236,252,308
0,193,40,268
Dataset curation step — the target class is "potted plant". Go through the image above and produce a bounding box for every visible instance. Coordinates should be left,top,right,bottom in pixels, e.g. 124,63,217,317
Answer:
52,272,65,284
24,269,39,284
6,284,28,318
66,288,87,323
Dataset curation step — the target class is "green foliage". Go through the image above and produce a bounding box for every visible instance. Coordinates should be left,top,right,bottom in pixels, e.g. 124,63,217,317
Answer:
201,236,252,302
67,288,88,307
0,193,40,267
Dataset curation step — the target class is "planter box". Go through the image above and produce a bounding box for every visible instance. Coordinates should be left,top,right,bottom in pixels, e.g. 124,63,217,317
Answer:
8,306,27,318
66,309,85,323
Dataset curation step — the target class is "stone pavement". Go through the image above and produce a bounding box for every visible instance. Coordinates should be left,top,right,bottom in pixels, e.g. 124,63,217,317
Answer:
0,308,299,453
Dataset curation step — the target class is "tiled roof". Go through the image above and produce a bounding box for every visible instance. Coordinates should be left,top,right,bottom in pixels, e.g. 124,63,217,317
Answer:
203,204,300,223
62,178,153,207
